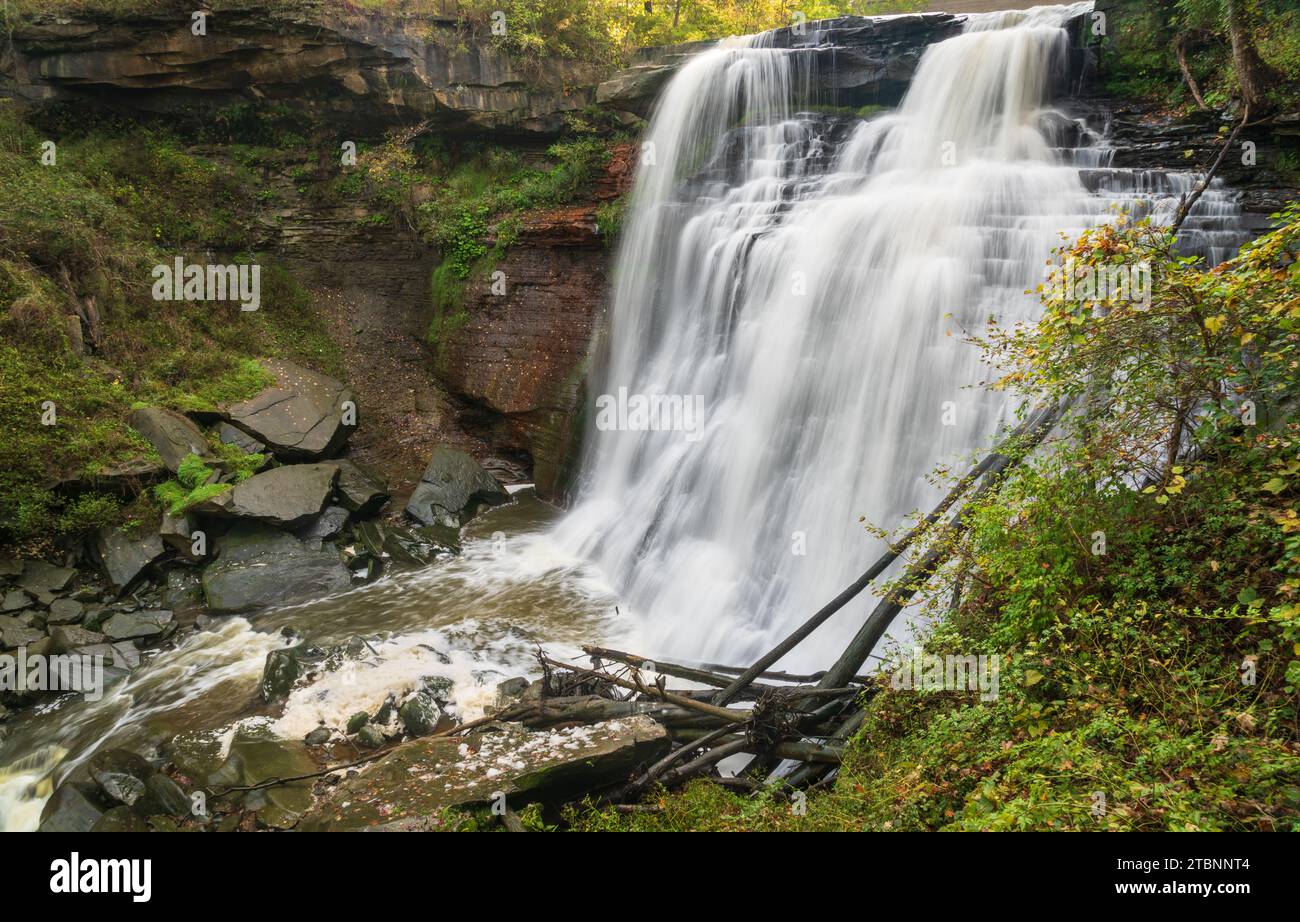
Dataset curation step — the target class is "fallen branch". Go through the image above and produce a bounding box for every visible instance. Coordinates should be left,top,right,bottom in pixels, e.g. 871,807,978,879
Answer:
539,655,750,725
716,401,1061,705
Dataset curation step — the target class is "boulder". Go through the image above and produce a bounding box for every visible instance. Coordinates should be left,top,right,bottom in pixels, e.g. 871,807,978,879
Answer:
158,511,196,554
0,616,45,649
333,459,390,517
1,590,29,612
259,642,327,703
94,526,165,591
216,421,266,455
299,717,670,831
38,781,109,832
297,504,350,541
45,598,84,625
404,446,510,527
52,458,168,499
137,773,191,817
201,524,352,615
91,805,149,832
100,609,174,643
223,360,355,461
206,731,318,826
197,463,339,529
397,690,444,738
18,561,75,593
160,568,203,613
128,406,210,472
355,724,386,749
47,624,105,653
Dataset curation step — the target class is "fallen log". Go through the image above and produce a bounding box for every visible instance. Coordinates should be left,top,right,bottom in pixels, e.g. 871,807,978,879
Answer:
539,655,750,725
714,402,1061,706
584,645,781,696
816,402,1062,690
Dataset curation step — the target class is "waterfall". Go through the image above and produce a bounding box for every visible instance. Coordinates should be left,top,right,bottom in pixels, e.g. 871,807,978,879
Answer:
552,2,1242,669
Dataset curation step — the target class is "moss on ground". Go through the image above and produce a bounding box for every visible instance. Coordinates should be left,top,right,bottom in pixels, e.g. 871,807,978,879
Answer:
0,103,339,546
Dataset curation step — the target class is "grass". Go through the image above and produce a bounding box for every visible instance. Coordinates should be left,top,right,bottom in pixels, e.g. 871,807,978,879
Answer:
0,102,339,546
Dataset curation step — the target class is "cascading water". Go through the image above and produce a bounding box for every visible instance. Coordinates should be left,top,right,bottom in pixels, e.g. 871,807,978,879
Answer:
0,2,1251,830
553,1,1245,669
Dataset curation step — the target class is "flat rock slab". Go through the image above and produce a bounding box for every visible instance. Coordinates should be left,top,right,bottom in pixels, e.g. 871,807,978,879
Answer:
128,406,210,472
404,445,510,528
101,609,173,643
95,526,165,591
18,561,76,593
224,360,354,461
201,523,351,615
198,463,338,529
333,459,390,517
299,717,669,831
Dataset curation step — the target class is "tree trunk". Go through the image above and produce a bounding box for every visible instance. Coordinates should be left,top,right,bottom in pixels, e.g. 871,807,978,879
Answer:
1224,0,1280,113
1174,33,1209,111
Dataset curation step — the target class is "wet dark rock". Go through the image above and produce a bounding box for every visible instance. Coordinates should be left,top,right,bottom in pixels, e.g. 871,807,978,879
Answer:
355,724,386,749
94,526,165,592
89,748,154,807
100,608,174,643
38,781,109,832
201,523,351,615
47,624,105,653
333,459,390,517
197,463,340,529
17,561,75,593
160,568,204,613
405,445,510,527
45,598,84,625
398,690,443,738
128,406,210,472
0,559,24,579
138,773,191,817
0,617,45,649
90,805,149,832
260,642,327,703
158,511,197,554
206,732,317,824
346,711,370,735
297,504,351,541
1,590,30,612
222,360,355,461
495,676,531,707
304,726,332,746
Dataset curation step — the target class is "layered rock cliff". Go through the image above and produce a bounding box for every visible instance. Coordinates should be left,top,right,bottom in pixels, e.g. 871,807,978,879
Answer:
1,2,605,135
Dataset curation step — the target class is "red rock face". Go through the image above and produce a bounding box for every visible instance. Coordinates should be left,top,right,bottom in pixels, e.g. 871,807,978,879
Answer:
436,145,635,501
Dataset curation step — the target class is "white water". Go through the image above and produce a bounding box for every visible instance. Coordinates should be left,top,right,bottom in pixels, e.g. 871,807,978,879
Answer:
0,2,1249,830
552,2,1242,668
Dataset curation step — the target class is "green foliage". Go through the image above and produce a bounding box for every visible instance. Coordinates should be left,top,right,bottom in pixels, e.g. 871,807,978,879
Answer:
454,0,911,66
1102,0,1300,110
153,452,231,515
0,104,336,543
